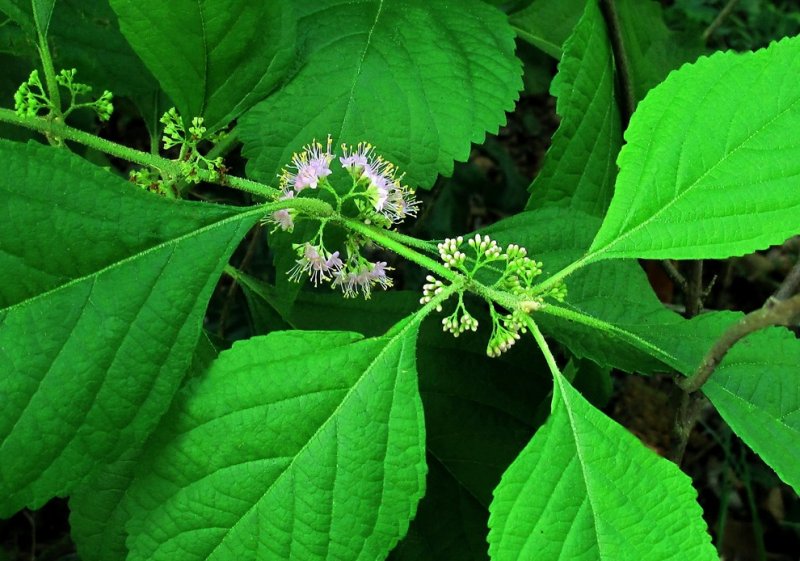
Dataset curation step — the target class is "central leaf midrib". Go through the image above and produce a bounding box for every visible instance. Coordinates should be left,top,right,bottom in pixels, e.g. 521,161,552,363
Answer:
592,86,800,258
1,206,262,314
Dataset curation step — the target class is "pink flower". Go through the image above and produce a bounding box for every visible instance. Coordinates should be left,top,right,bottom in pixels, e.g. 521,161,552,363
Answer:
288,243,343,286
267,190,295,232
333,260,393,298
279,136,334,193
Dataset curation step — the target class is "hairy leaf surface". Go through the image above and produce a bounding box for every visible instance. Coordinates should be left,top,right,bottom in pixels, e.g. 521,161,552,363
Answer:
239,0,522,188
110,0,295,131
125,326,426,561
0,140,258,515
69,450,138,561
526,0,622,216
591,36,800,260
488,371,716,560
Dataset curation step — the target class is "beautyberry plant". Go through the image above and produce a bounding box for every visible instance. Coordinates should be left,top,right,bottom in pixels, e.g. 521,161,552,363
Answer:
1,1,799,560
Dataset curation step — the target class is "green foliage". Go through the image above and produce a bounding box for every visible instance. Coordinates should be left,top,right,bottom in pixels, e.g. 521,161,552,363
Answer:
525,0,622,215
238,0,522,189
124,327,425,561
109,0,295,132
1,0,800,559
0,140,258,515
590,35,800,261
488,370,717,560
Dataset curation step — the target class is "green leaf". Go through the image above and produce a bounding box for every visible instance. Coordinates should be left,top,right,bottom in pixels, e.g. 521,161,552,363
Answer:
488,370,717,560
509,0,584,58
590,36,800,260
110,0,295,131
0,140,259,515
69,449,137,561
125,325,426,561
526,0,622,216
239,0,522,189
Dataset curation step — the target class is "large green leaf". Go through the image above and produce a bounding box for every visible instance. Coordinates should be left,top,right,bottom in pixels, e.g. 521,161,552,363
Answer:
0,140,259,515
110,0,295,131
590,36,800,260
526,0,622,216
234,275,552,560
124,325,426,561
509,0,584,58
239,0,522,189
488,370,716,560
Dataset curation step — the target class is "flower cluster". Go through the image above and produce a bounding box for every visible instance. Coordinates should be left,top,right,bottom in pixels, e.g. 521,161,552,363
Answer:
333,258,393,299
288,243,343,286
426,234,566,357
160,108,225,183
267,137,419,300
286,238,394,299
265,138,419,234
340,142,419,226
14,68,113,121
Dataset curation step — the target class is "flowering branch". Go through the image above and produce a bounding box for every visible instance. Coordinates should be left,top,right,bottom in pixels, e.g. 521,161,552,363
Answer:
1,102,582,357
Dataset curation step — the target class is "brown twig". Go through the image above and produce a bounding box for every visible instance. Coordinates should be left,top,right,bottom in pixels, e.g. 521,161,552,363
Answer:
217,224,264,338
661,260,689,293
599,0,636,128
773,258,800,301
680,293,800,393
702,0,740,43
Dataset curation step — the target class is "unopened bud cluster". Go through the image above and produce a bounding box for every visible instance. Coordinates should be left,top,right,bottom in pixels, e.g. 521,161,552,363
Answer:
14,68,113,122
424,234,566,357
159,108,225,184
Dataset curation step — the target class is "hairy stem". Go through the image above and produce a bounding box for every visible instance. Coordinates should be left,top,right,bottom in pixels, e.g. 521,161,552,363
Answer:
338,217,458,281
524,314,561,378
0,109,278,198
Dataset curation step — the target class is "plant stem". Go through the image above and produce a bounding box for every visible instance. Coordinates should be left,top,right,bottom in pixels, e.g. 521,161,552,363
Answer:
599,0,636,127
36,34,61,119
774,258,800,301
524,314,561,378
679,293,800,393
338,217,458,281
684,260,704,317
661,260,689,293
702,0,739,43
0,108,279,198
533,251,597,295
